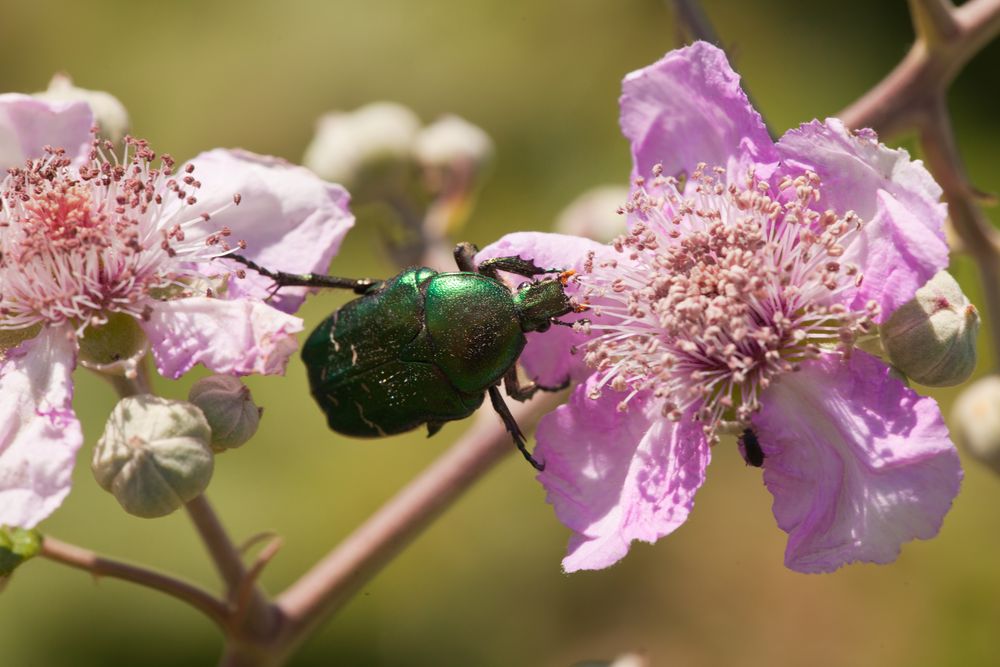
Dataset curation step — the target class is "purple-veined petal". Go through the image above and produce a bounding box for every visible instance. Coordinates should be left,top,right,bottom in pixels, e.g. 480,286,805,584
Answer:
776,119,948,320
620,41,777,184
178,149,355,314
141,297,304,379
0,327,82,528
477,231,613,386
536,378,710,572
754,351,961,574
0,94,93,168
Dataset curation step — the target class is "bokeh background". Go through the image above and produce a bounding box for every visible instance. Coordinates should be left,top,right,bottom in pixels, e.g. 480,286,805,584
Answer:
2,1,1000,665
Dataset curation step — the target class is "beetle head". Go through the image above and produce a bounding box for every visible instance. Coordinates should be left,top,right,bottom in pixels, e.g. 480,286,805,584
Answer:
513,278,573,332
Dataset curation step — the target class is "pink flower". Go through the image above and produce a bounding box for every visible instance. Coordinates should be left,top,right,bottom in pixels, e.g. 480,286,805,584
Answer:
0,95,354,527
479,42,961,574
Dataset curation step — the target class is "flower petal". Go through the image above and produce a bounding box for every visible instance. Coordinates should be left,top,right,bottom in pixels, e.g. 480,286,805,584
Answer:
477,231,613,386
0,94,94,168
179,149,355,314
0,327,83,528
776,119,948,320
754,351,962,573
141,297,304,379
536,378,710,572
620,41,776,183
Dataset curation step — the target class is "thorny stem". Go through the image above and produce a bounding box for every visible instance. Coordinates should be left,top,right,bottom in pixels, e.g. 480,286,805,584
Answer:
39,536,229,627
271,394,561,659
839,0,1000,369
185,495,276,637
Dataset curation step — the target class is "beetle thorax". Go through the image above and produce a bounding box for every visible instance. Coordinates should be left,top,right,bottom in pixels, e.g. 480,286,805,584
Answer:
513,279,572,332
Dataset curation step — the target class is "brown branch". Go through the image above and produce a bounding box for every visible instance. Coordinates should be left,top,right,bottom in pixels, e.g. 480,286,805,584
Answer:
40,536,229,627
185,495,277,637
839,0,1000,371
271,393,561,657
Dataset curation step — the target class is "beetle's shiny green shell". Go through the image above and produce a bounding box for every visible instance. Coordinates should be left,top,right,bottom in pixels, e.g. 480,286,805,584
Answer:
301,267,526,437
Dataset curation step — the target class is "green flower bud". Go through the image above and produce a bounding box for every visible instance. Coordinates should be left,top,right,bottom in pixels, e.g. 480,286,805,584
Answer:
34,73,130,143
188,375,262,452
952,375,1000,474
92,396,214,518
880,270,979,387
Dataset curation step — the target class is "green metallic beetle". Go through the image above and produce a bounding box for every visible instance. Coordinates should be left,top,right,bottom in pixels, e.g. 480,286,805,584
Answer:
232,243,579,469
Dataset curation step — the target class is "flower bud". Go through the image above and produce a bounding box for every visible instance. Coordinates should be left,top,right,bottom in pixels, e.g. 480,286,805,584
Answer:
303,102,420,190
951,375,1000,474
413,114,493,176
92,395,214,518
555,185,630,243
879,270,979,387
188,375,262,452
34,73,129,143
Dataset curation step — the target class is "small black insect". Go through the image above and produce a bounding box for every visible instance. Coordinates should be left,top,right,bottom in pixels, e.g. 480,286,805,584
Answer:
738,428,765,468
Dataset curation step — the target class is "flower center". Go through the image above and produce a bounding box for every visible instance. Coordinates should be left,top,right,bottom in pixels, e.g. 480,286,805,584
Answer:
0,138,239,335
576,164,878,440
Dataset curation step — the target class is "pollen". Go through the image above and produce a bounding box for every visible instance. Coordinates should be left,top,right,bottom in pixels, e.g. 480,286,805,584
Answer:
578,164,877,441
0,136,240,335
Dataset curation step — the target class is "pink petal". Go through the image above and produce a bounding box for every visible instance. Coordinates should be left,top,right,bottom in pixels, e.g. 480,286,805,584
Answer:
0,327,83,528
477,232,613,387
536,378,710,572
179,149,355,314
0,94,94,168
776,119,948,320
141,297,304,379
620,41,777,183
755,351,962,573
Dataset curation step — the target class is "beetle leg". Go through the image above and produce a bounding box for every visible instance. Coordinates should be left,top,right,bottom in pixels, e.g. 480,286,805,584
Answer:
476,255,565,282
453,242,480,272
503,367,570,402
487,386,544,471
226,254,383,295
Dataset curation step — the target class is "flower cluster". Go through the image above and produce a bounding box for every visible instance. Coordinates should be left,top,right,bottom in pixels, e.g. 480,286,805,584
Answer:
0,93,354,528
480,42,962,573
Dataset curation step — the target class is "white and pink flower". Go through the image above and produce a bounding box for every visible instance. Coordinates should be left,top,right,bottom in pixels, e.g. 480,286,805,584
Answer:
0,94,354,528
479,42,962,574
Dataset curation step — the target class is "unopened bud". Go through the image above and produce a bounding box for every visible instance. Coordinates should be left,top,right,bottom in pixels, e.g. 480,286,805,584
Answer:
414,114,493,175
188,375,261,452
554,186,630,243
880,270,979,387
952,375,1000,474
34,73,129,143
92,395,214,518
303,102,420,190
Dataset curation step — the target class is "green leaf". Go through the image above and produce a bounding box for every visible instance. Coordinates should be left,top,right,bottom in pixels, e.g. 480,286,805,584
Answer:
0,526,42,577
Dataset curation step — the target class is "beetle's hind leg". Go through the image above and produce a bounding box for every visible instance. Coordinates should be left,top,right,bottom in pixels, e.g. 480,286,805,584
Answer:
503,367,570,402
487,386,544,471
226,254,383,295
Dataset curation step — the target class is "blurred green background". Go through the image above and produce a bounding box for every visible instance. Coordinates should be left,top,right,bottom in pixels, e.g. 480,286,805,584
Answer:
2,1,1000,665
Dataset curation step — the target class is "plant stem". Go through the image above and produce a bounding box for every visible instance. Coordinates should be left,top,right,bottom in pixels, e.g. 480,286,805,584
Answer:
185,495,277,637
271,393,561,658
40,536,229,627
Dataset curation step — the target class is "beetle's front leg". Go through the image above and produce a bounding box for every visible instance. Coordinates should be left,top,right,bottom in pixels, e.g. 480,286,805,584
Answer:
502,367,570,402
227,254,383,295
487,386,544,470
